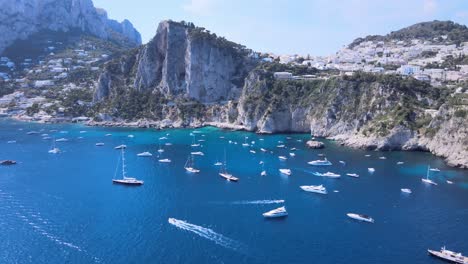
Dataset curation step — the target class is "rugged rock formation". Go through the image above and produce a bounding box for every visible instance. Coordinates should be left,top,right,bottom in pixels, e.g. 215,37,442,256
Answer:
95,20,257,103
0,0,141,54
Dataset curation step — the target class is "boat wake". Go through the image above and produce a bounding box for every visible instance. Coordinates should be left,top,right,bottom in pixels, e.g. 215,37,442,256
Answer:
168,218,246,253
231,200,285,205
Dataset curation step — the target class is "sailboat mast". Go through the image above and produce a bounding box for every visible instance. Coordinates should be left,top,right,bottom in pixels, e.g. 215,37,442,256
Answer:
122,149,126,179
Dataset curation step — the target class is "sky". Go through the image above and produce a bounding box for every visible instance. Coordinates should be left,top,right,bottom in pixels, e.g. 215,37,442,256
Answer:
93,0,468,56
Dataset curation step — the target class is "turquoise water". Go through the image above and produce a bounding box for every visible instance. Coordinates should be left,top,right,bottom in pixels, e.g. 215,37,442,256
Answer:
0,119,467,264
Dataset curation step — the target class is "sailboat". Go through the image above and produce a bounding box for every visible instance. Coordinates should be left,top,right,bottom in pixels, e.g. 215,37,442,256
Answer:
422,165,438,185
242,136,249,147
219,150,239,182
184,154,200,173
112,149,144,186
48,138,60,154
260,161,267,176
190,135,200,147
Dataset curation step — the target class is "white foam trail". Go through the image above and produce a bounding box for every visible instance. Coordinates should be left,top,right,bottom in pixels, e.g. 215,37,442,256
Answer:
231,200,285,205
168,218,246,253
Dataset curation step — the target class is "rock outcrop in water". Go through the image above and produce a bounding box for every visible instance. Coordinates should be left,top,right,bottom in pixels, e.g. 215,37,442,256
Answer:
0,0,141,54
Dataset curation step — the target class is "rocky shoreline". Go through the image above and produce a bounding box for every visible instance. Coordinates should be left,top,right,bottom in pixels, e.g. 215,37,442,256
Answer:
7,114,467,169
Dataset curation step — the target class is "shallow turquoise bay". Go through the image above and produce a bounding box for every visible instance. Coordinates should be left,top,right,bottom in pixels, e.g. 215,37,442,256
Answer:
0,120,467,263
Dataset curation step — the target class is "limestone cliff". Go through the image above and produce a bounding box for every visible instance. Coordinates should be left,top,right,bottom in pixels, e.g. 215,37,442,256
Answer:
0,0,141,54
95,20,257,103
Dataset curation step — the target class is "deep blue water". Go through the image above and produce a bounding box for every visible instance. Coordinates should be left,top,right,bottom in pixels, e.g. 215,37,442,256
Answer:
0,119,467,264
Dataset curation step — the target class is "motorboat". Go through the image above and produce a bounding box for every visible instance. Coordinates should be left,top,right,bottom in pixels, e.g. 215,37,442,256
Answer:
279,156,287,161
214,162,222,166
346,173,359,178
429,167,441,172
112,149,143,186
339,160,346,165
48,148,60,154
379,156,386,160
260,148,267,152
158,159,171,163
263,206,288,218
368,168,375,173
300,185,327,194
95,143,105,146
289,153,296,157
191,151,204,156
114,145,127,150
137,152,153,157
308,158,332,166
55,138,68,142
0,160,17,166
250,150,256,154
261,170,267,176
313,172,340,178
347,213,374,223
428,246,467,264
397,161,404,165
279,169,291,176
128,135,134,138
277,145,285,148
401,188,412,194
7,140,16,144
446,180,454,184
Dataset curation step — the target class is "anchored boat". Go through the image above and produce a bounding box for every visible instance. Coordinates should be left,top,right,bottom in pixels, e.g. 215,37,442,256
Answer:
428,246,468,264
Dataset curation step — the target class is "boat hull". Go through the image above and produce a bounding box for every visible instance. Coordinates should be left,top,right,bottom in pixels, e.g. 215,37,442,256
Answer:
428,250,467,264
112,179,143,186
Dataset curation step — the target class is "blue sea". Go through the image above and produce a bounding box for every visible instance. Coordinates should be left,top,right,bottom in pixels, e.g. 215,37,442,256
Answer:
0,119,467,264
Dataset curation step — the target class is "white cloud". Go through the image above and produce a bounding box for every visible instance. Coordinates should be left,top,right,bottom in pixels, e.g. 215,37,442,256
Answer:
423,0,438,14
182,0,217,16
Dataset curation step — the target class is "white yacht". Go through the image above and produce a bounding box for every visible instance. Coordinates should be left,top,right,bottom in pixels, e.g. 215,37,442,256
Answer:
313,172,341,178
114,144,127,150
112,149,143,186
308,158,332,166
158,158,171,163
128,134,134,138
184,155,200,173
397,161,404,165
300,185,327,194
214,161,222,166
279,169,292,176
242,137,249,147
55,138,68,142
368,168,375,173
347,213,374,223
289,153,296,157
339,160,346,165
401,188,412,194
263,206,288,218
191,151,204,156
428,246,467,264
261,170,267,176
429,167,441,172
48,139,60,154
279,156,287,161
250,150,256,154
346,173,359,178
137,152,152,157
422,166,438,185
446,180,454,184
105,133,112,137
277,144,285,148
379,156,386,160
219,150,239,182
260,148,267,152
95,143,105,146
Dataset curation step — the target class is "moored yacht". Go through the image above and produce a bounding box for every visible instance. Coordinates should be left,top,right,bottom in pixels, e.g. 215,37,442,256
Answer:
191,151,204,156
422,166,437,185
137,152,152,157
428,246,467,264
313,172,341,178
346,173,359,178
158,158,171,163
429,167,441,172
112,149,143,186
300,185,327,194
308,158,332,166
114,144,127,150
401,188,412,194
279,169,291,176
184,155,200,173
446,180,454,184
347,213,374,223
279,156,287,160
263,206,288,218
48,138,60,154
219,150,238,182
95,143,105,146
368,168,375,173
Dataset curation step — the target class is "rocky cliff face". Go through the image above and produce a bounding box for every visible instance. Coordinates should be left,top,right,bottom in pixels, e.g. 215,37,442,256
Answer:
95,20,257,103
0,0,141,54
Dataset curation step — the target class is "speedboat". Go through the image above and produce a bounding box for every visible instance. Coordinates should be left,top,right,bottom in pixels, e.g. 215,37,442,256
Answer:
428,246,468,264
260,148,267,152
158,159,171,163
346,173,359,178
48,148,60,154
95,143,105,146
308,158,332,166
368,168,375,173
279,156,287,160
347,213,374,223
279,169,292,176
137,152,152,157
446,180,454,184
300,185,327,194
114,145,127,150
0,160,17,166
263,206,288,218
191,151,204,156
250,150,256,154
401,188,412,194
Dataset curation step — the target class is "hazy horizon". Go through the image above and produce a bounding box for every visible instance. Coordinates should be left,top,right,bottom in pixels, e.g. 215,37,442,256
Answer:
94,0,468,56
